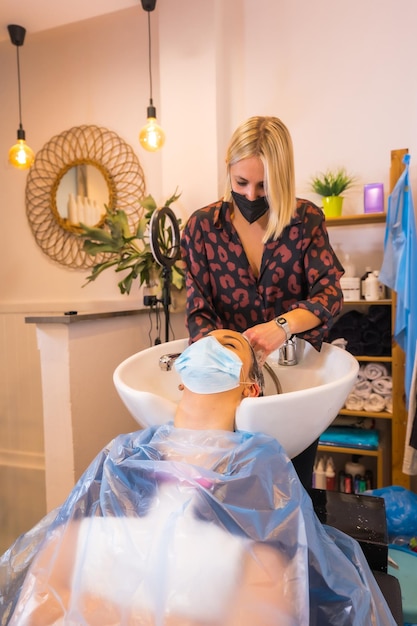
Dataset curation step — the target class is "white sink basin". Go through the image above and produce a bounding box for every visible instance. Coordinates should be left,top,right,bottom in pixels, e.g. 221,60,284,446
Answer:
113,338,359,459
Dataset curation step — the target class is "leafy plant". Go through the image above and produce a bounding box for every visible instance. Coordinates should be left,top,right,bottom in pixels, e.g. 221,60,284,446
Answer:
80,190,185,295
310,168,355,197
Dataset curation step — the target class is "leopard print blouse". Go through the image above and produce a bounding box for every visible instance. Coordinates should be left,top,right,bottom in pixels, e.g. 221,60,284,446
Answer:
180,198,344,350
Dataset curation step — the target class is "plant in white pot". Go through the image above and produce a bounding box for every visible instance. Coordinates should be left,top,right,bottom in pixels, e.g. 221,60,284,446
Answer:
310,168,356,217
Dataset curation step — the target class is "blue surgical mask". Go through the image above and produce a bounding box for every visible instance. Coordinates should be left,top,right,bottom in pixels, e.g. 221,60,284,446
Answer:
231,191,269,223
174,336,243,394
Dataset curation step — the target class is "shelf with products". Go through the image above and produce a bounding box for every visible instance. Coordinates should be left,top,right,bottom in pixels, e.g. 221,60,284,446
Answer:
337,321,394,421
319,307,393,486
317,444,384,489
319,166,410,489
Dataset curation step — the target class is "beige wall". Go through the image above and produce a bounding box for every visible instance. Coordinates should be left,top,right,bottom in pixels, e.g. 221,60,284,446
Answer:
0,0,416,550
2,0,417,306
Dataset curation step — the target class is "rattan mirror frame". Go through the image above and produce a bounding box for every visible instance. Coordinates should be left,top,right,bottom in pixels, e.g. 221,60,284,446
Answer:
25,125,146,269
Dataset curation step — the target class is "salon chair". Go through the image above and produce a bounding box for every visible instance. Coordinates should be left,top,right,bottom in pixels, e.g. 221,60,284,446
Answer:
309,489,404,626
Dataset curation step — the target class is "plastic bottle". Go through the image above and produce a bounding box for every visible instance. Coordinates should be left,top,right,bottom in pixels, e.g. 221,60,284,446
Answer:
361,266,372,299
373,270,386,299
364,271,380,301
343,253,356,278
345,455,366,478
314,458,327,490
365,469,373,490
338,470,346,492
344,473,353,493
325,458,336,491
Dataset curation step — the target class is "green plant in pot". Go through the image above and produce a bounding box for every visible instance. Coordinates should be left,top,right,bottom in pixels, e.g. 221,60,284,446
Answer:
79,190,185,296
310,168,355,217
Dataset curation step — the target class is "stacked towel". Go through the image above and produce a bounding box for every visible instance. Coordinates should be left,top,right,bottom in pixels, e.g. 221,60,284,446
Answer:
344,361,392,412
353,379,373,398
344,393,365,411
371,376,392,397
328,305,391,357
363,394,387,412
362,363,389,380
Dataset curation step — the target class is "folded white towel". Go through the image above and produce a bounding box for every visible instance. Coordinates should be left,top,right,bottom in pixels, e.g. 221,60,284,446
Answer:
363,363,389,380
371,376,392,396
344,393,365,411
363,393,386,412
357,367,367,382
354,380,373,398
385,396,393,413
331,338,348,350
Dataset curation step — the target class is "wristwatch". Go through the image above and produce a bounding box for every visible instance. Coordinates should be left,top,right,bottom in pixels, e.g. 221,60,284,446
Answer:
274,316,292,341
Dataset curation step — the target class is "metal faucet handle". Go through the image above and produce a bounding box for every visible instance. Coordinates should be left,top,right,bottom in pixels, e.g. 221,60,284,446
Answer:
278,337,298,366
159,353,181,371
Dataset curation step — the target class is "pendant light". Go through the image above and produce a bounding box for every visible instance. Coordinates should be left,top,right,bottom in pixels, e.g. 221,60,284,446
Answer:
139,0,165,152
7,24,35,170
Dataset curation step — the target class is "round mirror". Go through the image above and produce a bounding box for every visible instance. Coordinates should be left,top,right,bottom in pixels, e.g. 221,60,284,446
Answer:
55,163,110,228
26,125,146,269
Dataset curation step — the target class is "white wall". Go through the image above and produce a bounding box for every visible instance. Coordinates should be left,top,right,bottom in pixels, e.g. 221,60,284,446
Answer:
1,0,416,548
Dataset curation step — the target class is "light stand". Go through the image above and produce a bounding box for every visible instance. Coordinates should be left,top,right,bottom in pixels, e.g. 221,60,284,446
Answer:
149,206,181,343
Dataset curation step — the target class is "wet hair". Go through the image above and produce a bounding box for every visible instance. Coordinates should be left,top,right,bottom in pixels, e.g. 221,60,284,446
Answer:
246,342,265,393
224,116,296,242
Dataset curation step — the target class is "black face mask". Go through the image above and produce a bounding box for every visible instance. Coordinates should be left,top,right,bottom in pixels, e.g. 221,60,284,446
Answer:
231,191,269,224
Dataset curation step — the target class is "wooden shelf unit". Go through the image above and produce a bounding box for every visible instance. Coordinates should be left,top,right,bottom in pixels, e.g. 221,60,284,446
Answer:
325,213,387,227
321,154,410,490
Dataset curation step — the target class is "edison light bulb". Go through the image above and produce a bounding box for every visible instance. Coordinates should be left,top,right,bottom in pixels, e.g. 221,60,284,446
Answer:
139,113,165,152
9,130,35,170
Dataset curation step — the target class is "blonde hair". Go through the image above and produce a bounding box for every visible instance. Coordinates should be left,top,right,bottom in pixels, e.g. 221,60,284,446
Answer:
224,116,296,241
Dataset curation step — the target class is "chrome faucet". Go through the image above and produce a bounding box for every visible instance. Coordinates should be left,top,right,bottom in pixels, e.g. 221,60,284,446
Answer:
159,353,181,371
278,336,298,366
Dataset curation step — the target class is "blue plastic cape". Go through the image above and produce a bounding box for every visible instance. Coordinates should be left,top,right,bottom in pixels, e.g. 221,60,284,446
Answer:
379,153,417,408
0,425,396,625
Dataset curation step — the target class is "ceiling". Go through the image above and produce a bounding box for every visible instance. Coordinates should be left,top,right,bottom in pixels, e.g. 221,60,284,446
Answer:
0,0,139,43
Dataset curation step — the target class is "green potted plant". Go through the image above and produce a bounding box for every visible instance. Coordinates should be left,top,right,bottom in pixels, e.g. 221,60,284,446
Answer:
310,168,356,217
79,190,185,296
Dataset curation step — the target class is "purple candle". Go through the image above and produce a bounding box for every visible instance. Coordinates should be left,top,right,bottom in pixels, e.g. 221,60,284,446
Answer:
364,183,384,213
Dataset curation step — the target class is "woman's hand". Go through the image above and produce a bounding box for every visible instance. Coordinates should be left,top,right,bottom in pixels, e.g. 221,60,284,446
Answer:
243,321,287,366
243,310,320,365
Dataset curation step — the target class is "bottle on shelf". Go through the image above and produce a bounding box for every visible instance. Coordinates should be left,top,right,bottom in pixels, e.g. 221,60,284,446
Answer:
373,270,386,299
341,254,360,301
343,253,356,277
314,457,326,489
360,266,372,299
364,270,381,301
344,473,353,493
325,457,336,491
345,455,365,478
365,469,374,490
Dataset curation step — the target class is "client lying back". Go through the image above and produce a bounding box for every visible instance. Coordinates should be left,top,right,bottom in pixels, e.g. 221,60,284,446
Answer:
0,330,395,625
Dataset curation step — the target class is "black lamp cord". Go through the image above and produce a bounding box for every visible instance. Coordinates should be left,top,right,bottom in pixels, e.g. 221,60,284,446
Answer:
147,11,154,107
15,46,23,130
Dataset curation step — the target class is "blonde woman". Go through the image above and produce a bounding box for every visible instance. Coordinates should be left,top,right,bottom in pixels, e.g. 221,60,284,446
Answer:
180,116,344,487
